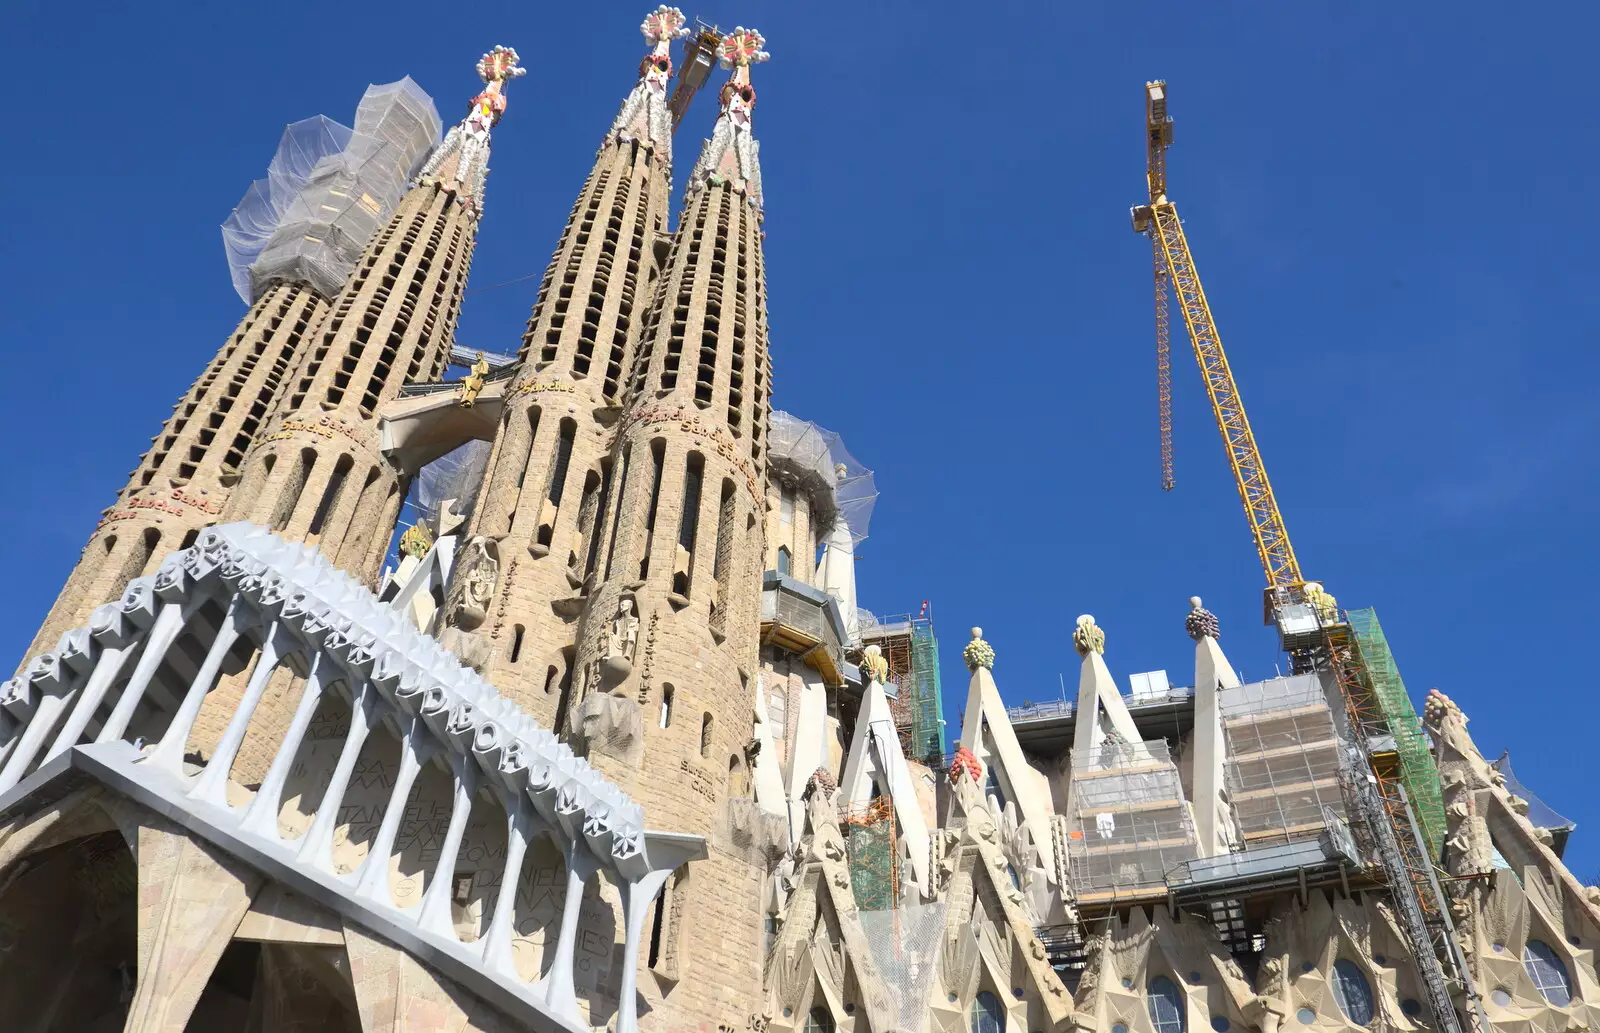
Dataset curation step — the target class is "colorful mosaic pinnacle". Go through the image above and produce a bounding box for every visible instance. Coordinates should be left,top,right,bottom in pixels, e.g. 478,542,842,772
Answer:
476,45,526,85
719,27,769,73
641,5,689,47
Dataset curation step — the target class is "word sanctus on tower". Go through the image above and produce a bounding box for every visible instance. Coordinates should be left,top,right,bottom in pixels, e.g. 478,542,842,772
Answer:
4,10,1599,1033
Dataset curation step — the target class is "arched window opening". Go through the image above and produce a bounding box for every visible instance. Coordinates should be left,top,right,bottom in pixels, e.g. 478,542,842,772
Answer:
536,419,577,550
1148,975,1186,1033
553,649,575,732
509,625,525,664
777,546,792,577
971,989,1005,1033
700,712,713,757
805,1006,836,1033
544,665,559,694
507,405,543,534
660,685,675,728
639,439,665,579
709,480,736,634
647,879,668,968
307,454,354,539
579,466,608,577
673,453,704,598
602,444,631,580
1523,941,1573,1007
647,865,688,979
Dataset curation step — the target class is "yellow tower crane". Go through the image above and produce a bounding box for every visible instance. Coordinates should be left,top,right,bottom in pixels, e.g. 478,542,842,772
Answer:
1129,80,1489,1033
1132,81,1304,596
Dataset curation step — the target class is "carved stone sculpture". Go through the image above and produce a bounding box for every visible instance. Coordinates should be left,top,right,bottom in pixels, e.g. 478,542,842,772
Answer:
444,536,499,631
962,627,995,671
600,595,641,688
1072,614,1105,657
861,643,889,685
1185,595,1220,640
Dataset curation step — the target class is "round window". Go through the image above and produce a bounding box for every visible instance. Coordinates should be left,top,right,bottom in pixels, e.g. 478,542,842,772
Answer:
1211,1017,1231,1033
1296,1007,1316,1025
1400,999,1422,1017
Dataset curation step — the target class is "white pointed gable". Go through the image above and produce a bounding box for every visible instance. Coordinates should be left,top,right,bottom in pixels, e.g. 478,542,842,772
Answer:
956,639,1059,883
840,677,930,893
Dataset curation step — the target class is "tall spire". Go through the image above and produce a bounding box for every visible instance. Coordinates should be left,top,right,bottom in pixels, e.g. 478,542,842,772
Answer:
444,16,685,721
418,45,527,211
608,6,690,167
222,47,522,579
688,27,769,209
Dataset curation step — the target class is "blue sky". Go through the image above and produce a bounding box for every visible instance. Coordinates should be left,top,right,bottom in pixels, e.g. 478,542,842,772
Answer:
2,2,1596,877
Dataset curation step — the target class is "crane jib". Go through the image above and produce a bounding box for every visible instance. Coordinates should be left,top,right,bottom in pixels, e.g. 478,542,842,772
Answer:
1149,203,1302,588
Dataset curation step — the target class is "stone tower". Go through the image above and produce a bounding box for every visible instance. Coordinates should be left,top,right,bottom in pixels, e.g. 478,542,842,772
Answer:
10,82,442,671
221,48,526,581
568,26,776,1026
13,285,329,669
444,9,690,723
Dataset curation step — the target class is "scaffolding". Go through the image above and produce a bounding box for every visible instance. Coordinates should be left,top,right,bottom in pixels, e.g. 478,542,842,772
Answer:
860,611,947,764
223,78,442,304
1345,608,1446,862
841,797,898,912
1066,740,1197,903
1221,674,1352,847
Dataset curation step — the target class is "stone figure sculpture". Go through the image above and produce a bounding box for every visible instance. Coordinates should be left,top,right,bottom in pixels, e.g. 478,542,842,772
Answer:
445,536,499,630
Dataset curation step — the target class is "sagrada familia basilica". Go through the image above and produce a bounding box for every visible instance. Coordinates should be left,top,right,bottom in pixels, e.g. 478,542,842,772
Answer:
3,9,1597,1033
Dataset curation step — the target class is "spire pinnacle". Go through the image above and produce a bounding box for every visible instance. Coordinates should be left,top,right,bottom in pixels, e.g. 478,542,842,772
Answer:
688,27,769,208
718,26,771,78
418,45,526,210
610,8,690,163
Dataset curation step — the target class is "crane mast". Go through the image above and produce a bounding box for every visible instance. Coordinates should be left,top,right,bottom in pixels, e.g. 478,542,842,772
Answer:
1130,80,1488,1033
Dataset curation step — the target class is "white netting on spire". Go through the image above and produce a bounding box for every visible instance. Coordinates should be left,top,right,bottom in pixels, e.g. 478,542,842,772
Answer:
222,78,442,303
768,411,877,544
221,115,351,302
856,899,948,1033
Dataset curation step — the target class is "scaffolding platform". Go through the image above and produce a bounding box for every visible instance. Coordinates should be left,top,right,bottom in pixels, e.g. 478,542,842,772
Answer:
1221,674,1352,848
1066,740,1197,905
1166,819,1362,907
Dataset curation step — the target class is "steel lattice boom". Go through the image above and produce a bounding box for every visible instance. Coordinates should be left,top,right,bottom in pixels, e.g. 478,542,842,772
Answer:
1133,80,1301,588
1149,207,1302,587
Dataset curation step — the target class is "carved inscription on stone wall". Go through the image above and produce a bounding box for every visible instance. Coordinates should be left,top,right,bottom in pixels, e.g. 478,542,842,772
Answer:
262,414,366,448
490,556,519,641
621,403,764,505
636,610,659,705
680,757,718,803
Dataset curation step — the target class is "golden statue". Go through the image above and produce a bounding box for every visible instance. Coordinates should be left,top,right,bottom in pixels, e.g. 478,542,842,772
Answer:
459,352,491,407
